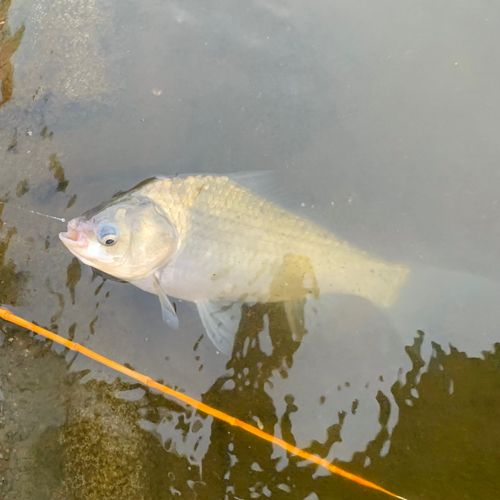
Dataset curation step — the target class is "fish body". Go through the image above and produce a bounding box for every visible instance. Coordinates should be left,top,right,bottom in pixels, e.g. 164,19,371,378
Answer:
60,173,410,352
129,174,408,304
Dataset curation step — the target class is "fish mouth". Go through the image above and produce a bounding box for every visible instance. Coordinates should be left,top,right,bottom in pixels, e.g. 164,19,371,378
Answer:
59,218,88,248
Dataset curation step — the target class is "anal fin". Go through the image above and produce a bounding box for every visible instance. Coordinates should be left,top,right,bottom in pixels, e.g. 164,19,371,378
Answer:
196,300,243,355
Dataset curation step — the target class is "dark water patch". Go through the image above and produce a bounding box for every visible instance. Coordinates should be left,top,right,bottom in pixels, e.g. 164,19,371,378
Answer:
66,195,77,209
65,257,81,305
6,129,16,152
0,226,28,307
49,154,69,194
15,179,29,198
46,278,65,333
39,126,53,140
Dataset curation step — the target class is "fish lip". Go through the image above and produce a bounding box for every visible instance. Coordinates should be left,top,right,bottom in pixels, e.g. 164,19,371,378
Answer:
59,218,88,248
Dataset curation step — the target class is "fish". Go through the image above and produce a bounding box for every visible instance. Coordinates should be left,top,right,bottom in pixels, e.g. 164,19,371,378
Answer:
59,173,500,356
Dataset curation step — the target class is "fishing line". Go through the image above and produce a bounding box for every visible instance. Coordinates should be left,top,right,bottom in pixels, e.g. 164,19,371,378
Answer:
0,307,408,500
3,204,66,222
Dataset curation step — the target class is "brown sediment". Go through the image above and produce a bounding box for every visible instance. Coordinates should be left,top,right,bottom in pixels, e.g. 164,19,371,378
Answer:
0,0,25,108
0,195,28,306
0,328,190,500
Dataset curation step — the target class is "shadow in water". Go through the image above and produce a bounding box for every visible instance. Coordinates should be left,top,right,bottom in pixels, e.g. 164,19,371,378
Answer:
148,315,500,500
199,302,307,500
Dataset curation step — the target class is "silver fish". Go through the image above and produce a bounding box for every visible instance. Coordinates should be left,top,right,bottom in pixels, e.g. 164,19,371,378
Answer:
59,173,412,353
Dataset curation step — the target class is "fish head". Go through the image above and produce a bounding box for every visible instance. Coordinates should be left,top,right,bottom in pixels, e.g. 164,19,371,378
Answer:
59,195,178,281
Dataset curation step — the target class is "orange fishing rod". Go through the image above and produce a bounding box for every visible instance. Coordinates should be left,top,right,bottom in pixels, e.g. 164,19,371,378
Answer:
0,307,407,500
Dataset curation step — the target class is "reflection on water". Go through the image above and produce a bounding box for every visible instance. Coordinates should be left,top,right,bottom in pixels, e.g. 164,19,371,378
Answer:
3,315,500,499
370,337,500,499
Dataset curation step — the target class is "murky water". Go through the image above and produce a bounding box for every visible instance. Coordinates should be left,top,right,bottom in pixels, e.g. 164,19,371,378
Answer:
1,0,500,498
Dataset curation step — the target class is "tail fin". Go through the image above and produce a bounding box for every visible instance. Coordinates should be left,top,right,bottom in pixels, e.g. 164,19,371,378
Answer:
386,265,500,360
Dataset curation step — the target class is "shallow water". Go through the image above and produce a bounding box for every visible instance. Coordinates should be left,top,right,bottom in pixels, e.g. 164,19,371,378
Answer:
1,0,500,498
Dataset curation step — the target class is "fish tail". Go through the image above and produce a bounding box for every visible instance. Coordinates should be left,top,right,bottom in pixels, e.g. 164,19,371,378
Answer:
385,265,500,359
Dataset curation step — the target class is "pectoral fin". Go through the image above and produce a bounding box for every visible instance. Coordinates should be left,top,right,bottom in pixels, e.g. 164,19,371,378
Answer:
153,275,179,329
196,300,243,355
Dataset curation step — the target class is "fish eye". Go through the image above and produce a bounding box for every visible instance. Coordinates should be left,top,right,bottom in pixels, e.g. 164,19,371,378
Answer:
97,225,119,246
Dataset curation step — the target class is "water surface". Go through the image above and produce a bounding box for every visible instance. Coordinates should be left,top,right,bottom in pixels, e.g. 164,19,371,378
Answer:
1,0,500,498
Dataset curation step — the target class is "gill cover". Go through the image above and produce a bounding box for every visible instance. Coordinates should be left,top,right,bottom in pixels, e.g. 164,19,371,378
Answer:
86,195,179,281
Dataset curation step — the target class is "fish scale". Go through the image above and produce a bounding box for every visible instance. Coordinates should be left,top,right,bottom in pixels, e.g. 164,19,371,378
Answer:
137,175,409,306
